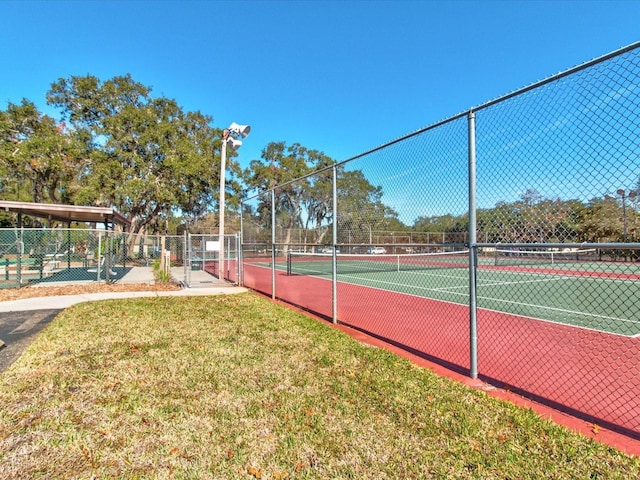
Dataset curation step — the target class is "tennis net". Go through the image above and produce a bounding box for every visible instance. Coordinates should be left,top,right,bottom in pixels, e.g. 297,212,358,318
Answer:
287,250,470,276
494,248,598,266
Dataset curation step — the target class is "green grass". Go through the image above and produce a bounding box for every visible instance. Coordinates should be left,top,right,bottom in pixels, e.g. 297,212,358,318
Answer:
0,293,638,479
152,258,173,283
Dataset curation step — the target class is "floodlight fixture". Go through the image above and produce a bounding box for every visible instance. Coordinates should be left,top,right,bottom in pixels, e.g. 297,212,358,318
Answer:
228,122,251,138
226,137,243,150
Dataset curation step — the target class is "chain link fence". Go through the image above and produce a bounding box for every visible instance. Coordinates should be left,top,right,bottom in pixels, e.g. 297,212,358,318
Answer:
0,229,188,288
0,228,243,289
241,42,640,439
185,233,240,286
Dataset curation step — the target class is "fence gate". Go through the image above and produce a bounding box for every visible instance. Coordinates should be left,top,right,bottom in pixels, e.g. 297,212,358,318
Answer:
185,233,240,287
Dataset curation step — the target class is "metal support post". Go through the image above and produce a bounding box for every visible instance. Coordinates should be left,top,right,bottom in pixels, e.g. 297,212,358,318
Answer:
219,137,227,282
332,165,338,324
183,231,188,287
96,231,103,282
235,233,241,285
239,204,245,286
16,216,22,288
271,189,276,299
468,110,478,380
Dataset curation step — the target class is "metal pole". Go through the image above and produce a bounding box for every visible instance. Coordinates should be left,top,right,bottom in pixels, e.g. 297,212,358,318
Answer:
104,228,110,283
235,233,241,285
271,189,276,299
332,165,338,324
219,133,228,281
184,230,188,287
620,190,628,261
97,231,102,282
16,215,22,288
622,193,628,239
239,202,245,286
468,110,478,380
201,235,205,272
224,237,232,278
67,225,71,270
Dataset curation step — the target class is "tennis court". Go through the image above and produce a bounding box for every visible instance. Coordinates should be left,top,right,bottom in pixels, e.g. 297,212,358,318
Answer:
284,250,640,337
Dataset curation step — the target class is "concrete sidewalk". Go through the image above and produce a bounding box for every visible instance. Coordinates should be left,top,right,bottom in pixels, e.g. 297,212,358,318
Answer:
0,286,248,313
0,265,247,313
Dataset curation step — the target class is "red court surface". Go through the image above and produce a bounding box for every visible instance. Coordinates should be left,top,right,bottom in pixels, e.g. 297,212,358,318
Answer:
242,261,640,455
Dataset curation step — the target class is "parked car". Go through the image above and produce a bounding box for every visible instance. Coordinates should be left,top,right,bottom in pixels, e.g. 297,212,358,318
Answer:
370,246,387,254
320,247,340,254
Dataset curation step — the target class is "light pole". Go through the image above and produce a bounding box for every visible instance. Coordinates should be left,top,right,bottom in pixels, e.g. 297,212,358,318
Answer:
219,122,250,280
606,189,637,240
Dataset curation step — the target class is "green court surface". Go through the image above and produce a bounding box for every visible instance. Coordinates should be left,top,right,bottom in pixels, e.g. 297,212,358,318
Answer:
282,255,640,337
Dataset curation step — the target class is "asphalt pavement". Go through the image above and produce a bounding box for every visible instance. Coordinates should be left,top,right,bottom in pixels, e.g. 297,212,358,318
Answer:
0,309,62,372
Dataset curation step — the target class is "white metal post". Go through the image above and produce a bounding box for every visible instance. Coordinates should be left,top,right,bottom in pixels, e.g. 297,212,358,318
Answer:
271,189,276,299
332,165,338,324
239,203,244,286
219,133,227,281
468,110,478,380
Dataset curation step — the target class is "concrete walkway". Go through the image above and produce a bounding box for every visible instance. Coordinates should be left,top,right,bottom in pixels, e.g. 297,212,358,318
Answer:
0,286,248,313
0,266,246,313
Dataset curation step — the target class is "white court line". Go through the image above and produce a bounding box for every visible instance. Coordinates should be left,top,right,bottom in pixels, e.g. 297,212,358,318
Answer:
475,295,639,326
408,274,575,292
337,272,470,299
413,265,640,285
339,271,638,326
476,276,574,289
475,304,639,339
284,263,640,335
408,265,640,291
409,271,639,328
347,266,572,292
344,271,640,333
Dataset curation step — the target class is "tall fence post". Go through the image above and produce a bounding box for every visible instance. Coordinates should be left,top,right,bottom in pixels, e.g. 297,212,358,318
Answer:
183,231,187,286
468,110,478,380
16,218,23,288
226,235,232,281
16,229,23,289
239,204,245,286
271,189,276,300
96,231,103,282
160,235,166,273
235,233,241,285
332,165,338,324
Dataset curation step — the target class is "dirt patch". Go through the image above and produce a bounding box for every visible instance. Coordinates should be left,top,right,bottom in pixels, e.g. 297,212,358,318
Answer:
0,282,182,303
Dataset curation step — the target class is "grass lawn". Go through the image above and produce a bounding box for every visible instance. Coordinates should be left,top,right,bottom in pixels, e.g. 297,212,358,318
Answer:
0,292,638,479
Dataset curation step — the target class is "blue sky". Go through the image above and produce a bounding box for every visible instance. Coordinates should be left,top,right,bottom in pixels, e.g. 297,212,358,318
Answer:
1,0,639,174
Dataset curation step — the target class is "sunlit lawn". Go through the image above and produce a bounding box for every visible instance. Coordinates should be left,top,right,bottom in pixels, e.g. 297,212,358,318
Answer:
0,293,638,479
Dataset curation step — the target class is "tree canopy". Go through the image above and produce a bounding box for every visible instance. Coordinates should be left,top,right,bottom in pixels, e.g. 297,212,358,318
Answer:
45,74,233,235
0,99,83,208
242,142,402,247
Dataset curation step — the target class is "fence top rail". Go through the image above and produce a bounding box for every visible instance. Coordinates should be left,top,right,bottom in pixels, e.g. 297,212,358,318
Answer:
243,41,640,204
477,242,640,249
